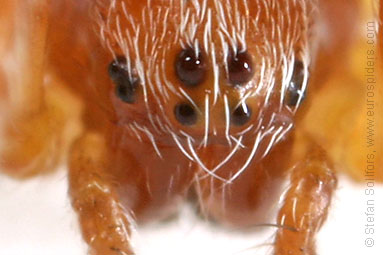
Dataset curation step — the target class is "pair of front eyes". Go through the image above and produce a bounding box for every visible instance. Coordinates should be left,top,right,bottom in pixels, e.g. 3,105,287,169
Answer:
108,49,306,126
175,48,254,87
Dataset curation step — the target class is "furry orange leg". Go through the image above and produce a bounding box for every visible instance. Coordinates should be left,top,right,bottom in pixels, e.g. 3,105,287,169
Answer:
68,133,135,255
274,147,337,255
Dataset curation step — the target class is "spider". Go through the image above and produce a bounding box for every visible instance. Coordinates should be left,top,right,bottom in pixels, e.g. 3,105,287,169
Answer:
0,0,382,255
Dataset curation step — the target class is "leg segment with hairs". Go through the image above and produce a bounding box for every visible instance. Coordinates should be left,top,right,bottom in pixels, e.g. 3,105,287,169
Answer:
69,133,134,255
274,147,337,255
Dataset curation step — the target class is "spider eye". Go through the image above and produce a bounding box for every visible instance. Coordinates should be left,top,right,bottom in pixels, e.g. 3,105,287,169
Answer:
232,103,252,126
175,48,206,87
286,61,307,107
228,51,254,86
108,56,138,104
174,103,197,126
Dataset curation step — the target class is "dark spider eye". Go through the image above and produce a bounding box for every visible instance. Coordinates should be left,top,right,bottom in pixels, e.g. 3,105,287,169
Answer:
228,51,254,86
108,56,138,104
232,103,252,126
174,103,197,126
175,48,206,87
286,61,307,107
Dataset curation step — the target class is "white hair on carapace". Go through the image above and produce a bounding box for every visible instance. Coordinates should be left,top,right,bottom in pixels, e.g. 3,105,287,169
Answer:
94,0,318,183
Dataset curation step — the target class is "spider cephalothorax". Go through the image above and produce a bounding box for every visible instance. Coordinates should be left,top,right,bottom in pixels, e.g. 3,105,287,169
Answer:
99,0,315,182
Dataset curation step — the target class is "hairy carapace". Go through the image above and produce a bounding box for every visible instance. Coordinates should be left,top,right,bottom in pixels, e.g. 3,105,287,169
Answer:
97,0,311,151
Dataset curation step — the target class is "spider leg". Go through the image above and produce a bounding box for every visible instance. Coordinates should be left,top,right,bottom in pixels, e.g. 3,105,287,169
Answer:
274,146,337,255
68,130,196,255
0,0,82,178
69,133,135,255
